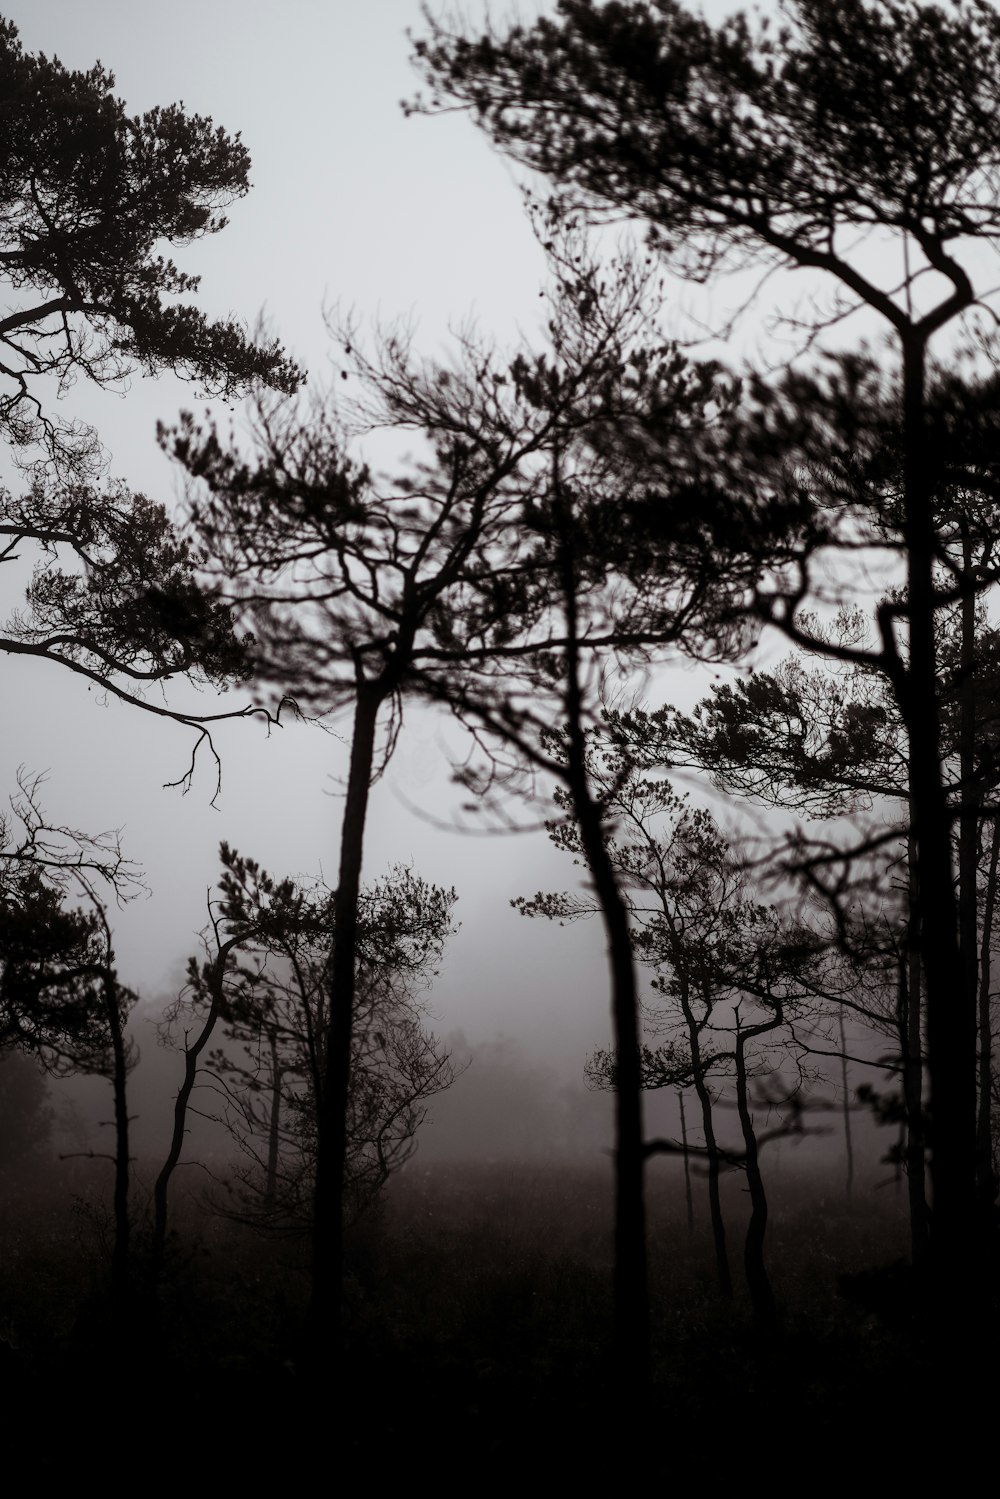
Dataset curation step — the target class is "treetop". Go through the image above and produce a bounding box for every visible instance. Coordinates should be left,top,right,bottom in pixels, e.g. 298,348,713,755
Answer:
414,1,1000,334
0,16,304,467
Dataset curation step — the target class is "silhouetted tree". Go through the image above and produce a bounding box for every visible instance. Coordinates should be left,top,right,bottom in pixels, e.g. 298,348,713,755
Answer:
163,335,570,1347
205,862,457,1234
0,16,300,476
0,17,306,815
0,478,282,791
524,724,825,1326
150,844,259,1279
416,0,1000,1306
168,217,799,1378
153,849,455,1280
627,645,933,1257
0,838,138,1301
164,242,726,1364
631,452,1000,1247
392,237,791,1381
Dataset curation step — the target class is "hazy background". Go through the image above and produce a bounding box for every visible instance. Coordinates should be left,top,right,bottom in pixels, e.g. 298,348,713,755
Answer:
0,1,891,1174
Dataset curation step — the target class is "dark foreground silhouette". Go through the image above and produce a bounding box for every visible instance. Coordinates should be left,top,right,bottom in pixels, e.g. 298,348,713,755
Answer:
1,1154,995,1480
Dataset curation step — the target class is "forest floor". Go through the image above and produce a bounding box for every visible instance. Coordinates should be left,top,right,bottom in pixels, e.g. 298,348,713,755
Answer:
0,1154,992,1480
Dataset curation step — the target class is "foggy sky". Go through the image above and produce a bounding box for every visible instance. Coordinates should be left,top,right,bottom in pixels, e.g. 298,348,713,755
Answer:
0,0,895,1114
0,0,630,1076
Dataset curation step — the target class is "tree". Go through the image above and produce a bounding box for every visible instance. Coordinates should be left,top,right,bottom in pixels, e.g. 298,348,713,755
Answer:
157,249,644,1354
0,17,301,475
521,723,826,1328
630,640,933,1253
415,0,1000,1310
0,18,310,796
0,799,139,1302
152,849,456,1271
162,334,570,1345
205,861,458,1235
166,237,786,1376
369,239,782,1382
623,351,1000,1254
150,845,258,1280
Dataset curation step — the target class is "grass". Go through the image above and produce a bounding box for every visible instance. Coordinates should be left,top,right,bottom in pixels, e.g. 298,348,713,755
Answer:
0,1152,991,1479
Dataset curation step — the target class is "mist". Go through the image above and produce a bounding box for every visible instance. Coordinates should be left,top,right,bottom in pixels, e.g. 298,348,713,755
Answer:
2,0,999,1481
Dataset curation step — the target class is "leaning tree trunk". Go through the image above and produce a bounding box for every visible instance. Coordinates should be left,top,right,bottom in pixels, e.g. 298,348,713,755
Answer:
564,721,649,1388
695,1068,732,1301
552,465,648,1391
152,937,241,1282
308,681,384,1354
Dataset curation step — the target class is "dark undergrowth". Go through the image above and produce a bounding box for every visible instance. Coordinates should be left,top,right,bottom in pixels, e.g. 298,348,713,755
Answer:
0,1154,992,1481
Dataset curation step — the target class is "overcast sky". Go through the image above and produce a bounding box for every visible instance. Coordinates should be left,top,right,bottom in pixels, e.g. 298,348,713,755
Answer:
0,0,669,1073
2,1,855,1093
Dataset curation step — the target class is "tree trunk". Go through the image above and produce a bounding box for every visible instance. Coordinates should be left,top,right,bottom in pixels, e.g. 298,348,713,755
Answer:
152,940,237,1281
734,1026,777,1331
105,972,131,1305
266,1030,282,1210
902,836,927,1265
837,1003,854,1203
680,986,732,1301
900,336,977,1301
551,461,648,1390
308,683,383,1353
696,1073,731,1301
977,816,999,1212
567,748,649,1387
678,1089,694,1234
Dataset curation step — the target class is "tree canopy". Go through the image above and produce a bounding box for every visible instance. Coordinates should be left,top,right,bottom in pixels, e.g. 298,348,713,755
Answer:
0,18,303,471
414,0,1000,332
